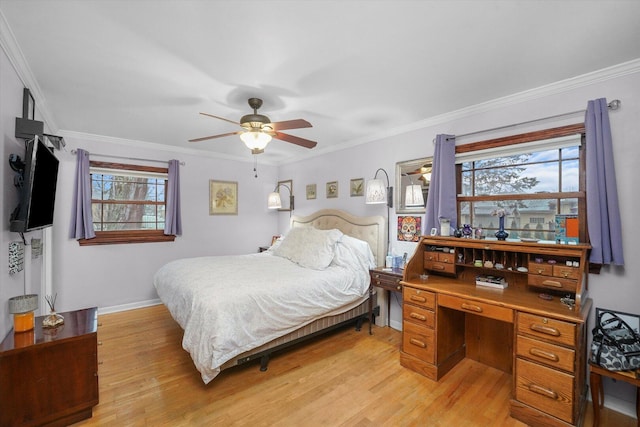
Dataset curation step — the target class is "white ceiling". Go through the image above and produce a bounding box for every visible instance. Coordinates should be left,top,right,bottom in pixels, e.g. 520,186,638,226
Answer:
2,1,640,164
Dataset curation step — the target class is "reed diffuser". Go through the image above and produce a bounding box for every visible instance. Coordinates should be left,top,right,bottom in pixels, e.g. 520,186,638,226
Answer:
43,294,64,328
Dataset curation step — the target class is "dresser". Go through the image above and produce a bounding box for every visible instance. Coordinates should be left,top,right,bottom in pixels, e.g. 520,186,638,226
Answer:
402,237,591,427
0,307,99,426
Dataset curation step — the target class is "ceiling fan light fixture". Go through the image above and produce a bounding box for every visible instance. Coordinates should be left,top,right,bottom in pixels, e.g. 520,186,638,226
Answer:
240,130,272,150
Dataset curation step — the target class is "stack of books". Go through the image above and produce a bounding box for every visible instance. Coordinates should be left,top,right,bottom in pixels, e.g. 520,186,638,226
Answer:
475,274,508,289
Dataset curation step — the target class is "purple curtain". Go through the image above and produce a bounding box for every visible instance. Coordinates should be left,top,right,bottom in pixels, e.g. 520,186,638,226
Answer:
424,134,457,234
164,159,182,236
68,149,96,240
585,98,624,265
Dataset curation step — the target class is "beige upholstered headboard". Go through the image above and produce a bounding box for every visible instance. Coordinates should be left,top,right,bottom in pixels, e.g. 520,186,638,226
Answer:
290,209,386,267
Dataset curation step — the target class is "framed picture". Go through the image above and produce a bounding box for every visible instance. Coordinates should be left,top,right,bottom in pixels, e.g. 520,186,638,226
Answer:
306,184,316,200
277,179,293,211
22,88,35,120
326,181,338,198
397,216,422,242
271,235,281,245
350,178,364,197
209,180,238,215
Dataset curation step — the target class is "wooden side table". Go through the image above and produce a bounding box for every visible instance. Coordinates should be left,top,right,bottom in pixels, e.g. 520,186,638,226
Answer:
370,267,403,327
589,362,640,427
0,307,99,426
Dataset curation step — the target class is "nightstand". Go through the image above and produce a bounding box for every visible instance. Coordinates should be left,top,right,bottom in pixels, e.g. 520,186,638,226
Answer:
370,267,404,327
259,246,270,252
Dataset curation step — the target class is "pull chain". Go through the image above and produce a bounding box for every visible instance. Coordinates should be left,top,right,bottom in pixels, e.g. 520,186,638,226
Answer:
253,154,258,178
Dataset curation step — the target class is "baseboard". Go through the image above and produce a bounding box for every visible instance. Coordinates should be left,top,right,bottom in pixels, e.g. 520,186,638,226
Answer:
599,394,637,419
98,299,161,315
389,319,402,331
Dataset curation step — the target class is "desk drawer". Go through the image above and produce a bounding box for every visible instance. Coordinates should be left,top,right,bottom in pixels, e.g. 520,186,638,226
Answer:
527,274,577,293
438,294,513,323
402,321,435,363
529,263,553,276
517,312,576,347
370,272,402,292
423,261,456,275
516,335,575,373
552,265,580,280
403,304,435,329
515,358,574,423
403,288,435,310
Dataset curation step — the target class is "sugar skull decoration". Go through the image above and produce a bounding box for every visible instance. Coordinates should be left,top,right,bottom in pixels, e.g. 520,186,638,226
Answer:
398,216,421,242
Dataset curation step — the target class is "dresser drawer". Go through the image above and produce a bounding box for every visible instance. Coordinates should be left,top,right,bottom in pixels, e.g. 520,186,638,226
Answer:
403,287,435,310
403,304,435,329
527,273,577,293
517,312,576,347
370,271,402,291
515,358,574,423
438,294,513,323
402,321,435,363
516,335,575,372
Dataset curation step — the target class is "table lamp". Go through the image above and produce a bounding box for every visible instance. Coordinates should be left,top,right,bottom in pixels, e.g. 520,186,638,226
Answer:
8,294,39,332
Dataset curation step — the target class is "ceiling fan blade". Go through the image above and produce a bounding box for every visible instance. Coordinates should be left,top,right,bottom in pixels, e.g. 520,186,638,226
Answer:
199,112,241,126
188,131,241,142
273,131,317,149
268,119,312,131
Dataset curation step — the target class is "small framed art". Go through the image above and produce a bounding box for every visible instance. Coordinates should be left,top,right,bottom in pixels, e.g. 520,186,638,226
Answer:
306,184,317,200
350,178,364,197
326,181,338,198
209,180,238,215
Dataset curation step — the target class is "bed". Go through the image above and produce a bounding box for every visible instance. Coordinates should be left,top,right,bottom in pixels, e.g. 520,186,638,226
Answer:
153,209,385,383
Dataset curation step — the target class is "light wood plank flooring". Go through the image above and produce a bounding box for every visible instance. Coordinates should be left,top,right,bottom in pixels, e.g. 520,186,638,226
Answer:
74,305,634,426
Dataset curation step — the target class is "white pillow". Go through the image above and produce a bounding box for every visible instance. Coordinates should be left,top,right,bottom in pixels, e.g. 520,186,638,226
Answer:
271,227,343,270
336,234,376,269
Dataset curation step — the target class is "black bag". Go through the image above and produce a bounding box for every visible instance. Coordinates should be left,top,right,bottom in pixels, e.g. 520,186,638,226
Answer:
591,309,640,371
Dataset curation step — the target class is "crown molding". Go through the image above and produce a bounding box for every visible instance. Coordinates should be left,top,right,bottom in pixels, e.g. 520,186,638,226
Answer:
0,10,59,132
282,58,640,165
58,130,279,166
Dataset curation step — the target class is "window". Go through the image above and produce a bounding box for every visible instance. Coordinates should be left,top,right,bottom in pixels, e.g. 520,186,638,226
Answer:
455,125,586,242
78,161,175,245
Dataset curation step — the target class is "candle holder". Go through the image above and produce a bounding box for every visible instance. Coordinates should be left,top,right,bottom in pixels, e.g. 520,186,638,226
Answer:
43,294,64,328
8,294,39,332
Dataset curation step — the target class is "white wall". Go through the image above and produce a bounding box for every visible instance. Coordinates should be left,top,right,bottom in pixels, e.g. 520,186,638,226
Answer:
52,134,280,313
278,66,640,416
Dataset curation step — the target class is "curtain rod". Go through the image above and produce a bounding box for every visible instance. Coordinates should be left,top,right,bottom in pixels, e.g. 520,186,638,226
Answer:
437,99,621,142
70,149,185,166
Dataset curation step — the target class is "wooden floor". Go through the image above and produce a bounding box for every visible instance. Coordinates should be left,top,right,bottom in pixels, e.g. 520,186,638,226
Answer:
74,305,635,426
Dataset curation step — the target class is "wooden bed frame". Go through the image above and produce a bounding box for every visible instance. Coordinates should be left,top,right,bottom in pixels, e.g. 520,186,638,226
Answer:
219,209,386,373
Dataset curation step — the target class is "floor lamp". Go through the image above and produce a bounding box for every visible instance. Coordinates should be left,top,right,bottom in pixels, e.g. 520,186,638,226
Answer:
365,168,393,267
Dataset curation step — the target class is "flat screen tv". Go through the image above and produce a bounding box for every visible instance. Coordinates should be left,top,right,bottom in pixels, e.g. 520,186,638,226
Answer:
10,136,60,232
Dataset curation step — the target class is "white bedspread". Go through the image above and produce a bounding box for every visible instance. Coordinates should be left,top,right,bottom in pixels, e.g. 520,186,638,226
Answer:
153,235,374,383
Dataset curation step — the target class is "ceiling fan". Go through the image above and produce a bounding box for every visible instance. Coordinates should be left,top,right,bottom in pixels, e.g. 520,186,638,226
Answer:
189,98,317,154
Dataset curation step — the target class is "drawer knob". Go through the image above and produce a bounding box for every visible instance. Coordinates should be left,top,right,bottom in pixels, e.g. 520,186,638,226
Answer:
410,312,427,321
461,303,483,313
374,274,380,279
396,285,402,291
433,265,445,271
529,347,560,362
528,383,558,400
530,324,561,336
409,338,427,348
410,295,426,303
